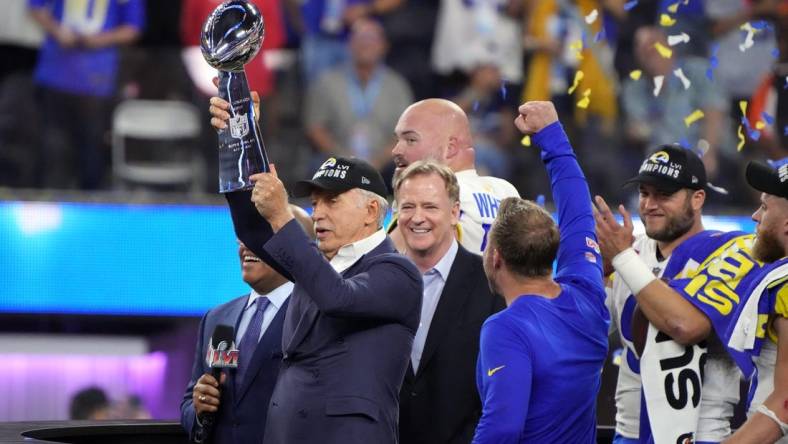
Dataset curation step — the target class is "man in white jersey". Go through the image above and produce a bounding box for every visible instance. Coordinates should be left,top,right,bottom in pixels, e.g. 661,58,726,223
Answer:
209,96,520,254
725,160,788,444
390,98,520,254
601,145,740,444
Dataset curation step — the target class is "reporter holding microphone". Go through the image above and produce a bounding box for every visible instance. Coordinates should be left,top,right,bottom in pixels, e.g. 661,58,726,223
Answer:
180,211,313,444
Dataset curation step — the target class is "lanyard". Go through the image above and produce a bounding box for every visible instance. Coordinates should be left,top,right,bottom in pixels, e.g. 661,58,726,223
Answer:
346,66,384,119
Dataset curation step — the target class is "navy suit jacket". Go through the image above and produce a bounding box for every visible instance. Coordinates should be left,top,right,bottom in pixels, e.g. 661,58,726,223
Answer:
180,293,289,444
260,220,423,444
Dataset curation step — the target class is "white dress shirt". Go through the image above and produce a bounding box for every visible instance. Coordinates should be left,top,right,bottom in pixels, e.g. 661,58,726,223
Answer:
329,228,387,272
410,239,459,372
235,281,294,344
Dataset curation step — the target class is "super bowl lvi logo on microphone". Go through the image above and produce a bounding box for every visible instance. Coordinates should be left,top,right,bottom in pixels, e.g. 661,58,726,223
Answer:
229,112,250,139
205,337,240,368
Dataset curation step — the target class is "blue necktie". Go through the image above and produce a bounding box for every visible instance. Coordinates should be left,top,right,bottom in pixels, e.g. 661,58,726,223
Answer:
236,296,269,388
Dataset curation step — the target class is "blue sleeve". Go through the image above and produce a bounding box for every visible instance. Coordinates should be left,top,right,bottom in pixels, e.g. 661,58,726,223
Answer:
472,317,532,444
180,312,208,440
120,0,146,30
265,219,423,323
531,122,603,287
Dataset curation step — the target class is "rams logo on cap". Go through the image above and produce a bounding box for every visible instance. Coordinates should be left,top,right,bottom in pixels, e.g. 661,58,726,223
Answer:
321,157,337,169
649,151,670,163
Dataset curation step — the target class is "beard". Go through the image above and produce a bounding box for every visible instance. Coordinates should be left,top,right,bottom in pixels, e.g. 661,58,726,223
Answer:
644,200,695,243
753,227,785,263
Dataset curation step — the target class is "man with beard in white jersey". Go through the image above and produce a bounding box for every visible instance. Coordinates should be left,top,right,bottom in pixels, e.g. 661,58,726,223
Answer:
208,96,520,254
724,159,788,444
597,145,740,444
389,98,520,254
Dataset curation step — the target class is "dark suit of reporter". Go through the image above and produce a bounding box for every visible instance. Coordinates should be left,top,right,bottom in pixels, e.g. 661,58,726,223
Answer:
180,207,313,444
240,158,422,444
393,161,504,444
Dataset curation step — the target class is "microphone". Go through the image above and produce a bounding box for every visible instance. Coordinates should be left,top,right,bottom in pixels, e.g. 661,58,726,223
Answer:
199,324,238,440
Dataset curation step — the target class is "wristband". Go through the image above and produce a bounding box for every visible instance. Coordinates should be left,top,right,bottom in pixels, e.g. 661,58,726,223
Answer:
756,404,788,436
611,248,657,295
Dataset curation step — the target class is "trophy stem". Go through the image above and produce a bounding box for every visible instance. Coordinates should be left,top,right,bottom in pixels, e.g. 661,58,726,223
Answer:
216,70,270,193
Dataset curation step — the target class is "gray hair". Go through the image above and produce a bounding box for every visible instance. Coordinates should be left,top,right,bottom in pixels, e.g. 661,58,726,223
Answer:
355,188,389,229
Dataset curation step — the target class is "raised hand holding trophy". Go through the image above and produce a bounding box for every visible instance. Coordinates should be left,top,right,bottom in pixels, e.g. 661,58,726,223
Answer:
201,0,269,193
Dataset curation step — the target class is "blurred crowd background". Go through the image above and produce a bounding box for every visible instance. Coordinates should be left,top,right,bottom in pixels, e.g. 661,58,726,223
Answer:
1,0,786,210
0,0,786,423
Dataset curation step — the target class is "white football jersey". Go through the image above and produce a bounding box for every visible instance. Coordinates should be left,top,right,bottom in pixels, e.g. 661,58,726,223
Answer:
455,169,520,255
607,235,667,439
606,235,741,441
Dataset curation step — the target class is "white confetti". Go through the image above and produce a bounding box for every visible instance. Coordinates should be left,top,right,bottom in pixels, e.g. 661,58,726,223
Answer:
653,75,665,97
673,68,691,90
739,22,756,52
585,9,598,25
667,32,690,46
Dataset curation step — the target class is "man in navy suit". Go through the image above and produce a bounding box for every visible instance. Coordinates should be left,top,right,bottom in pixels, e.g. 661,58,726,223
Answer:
179,209,313,444
238,157,422,444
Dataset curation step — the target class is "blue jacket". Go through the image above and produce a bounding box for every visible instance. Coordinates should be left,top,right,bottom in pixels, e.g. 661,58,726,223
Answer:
180,293,289,444
260,220,423,443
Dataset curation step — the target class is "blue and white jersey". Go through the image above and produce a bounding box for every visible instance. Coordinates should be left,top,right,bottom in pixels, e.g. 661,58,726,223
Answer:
606,234,667,439
456,169,520,255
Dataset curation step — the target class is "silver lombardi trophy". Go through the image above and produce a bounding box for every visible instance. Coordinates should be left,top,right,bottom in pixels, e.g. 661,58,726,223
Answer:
201,0,269,193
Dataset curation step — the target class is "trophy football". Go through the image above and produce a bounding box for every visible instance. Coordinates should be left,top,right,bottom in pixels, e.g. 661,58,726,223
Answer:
201,0,269,193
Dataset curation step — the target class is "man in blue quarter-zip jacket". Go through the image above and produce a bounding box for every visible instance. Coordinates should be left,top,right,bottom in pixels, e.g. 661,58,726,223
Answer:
472,101,609,443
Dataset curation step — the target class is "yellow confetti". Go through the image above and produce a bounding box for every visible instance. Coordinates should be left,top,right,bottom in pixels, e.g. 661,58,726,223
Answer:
629,70,642,80
684,109,704,127
569,40,584,60
660,14,676,27
755,121,766,130
521,135,531,147
737,124,745,151
739,100,748,116
568,70,584,94
667,2,679,13
654,42,673,58
577,89,591,109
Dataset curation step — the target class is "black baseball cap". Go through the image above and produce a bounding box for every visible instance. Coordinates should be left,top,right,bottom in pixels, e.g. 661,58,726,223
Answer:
293,156,388,198
624,144,708,193
746,160,788,199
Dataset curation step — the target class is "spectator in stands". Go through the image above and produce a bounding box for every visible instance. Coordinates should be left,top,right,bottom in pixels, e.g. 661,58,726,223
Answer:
452,63,518,180
622,26,729,181
284,0,375,82
304,18,412,171
28,0,144,190
69,387,111,420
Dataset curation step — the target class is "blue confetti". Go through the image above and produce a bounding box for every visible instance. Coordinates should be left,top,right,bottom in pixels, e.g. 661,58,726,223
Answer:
581,30,588,47
472,100,480,112
500,81,507,100
594,30,605,43
707,44,719,81
751,20,769,30
772,48,780,59
767,156,788,168
623,0,638,11
678,138,691,149
761,112,774,125
750,129,761,141
784,125,788,136
536,194,545,207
